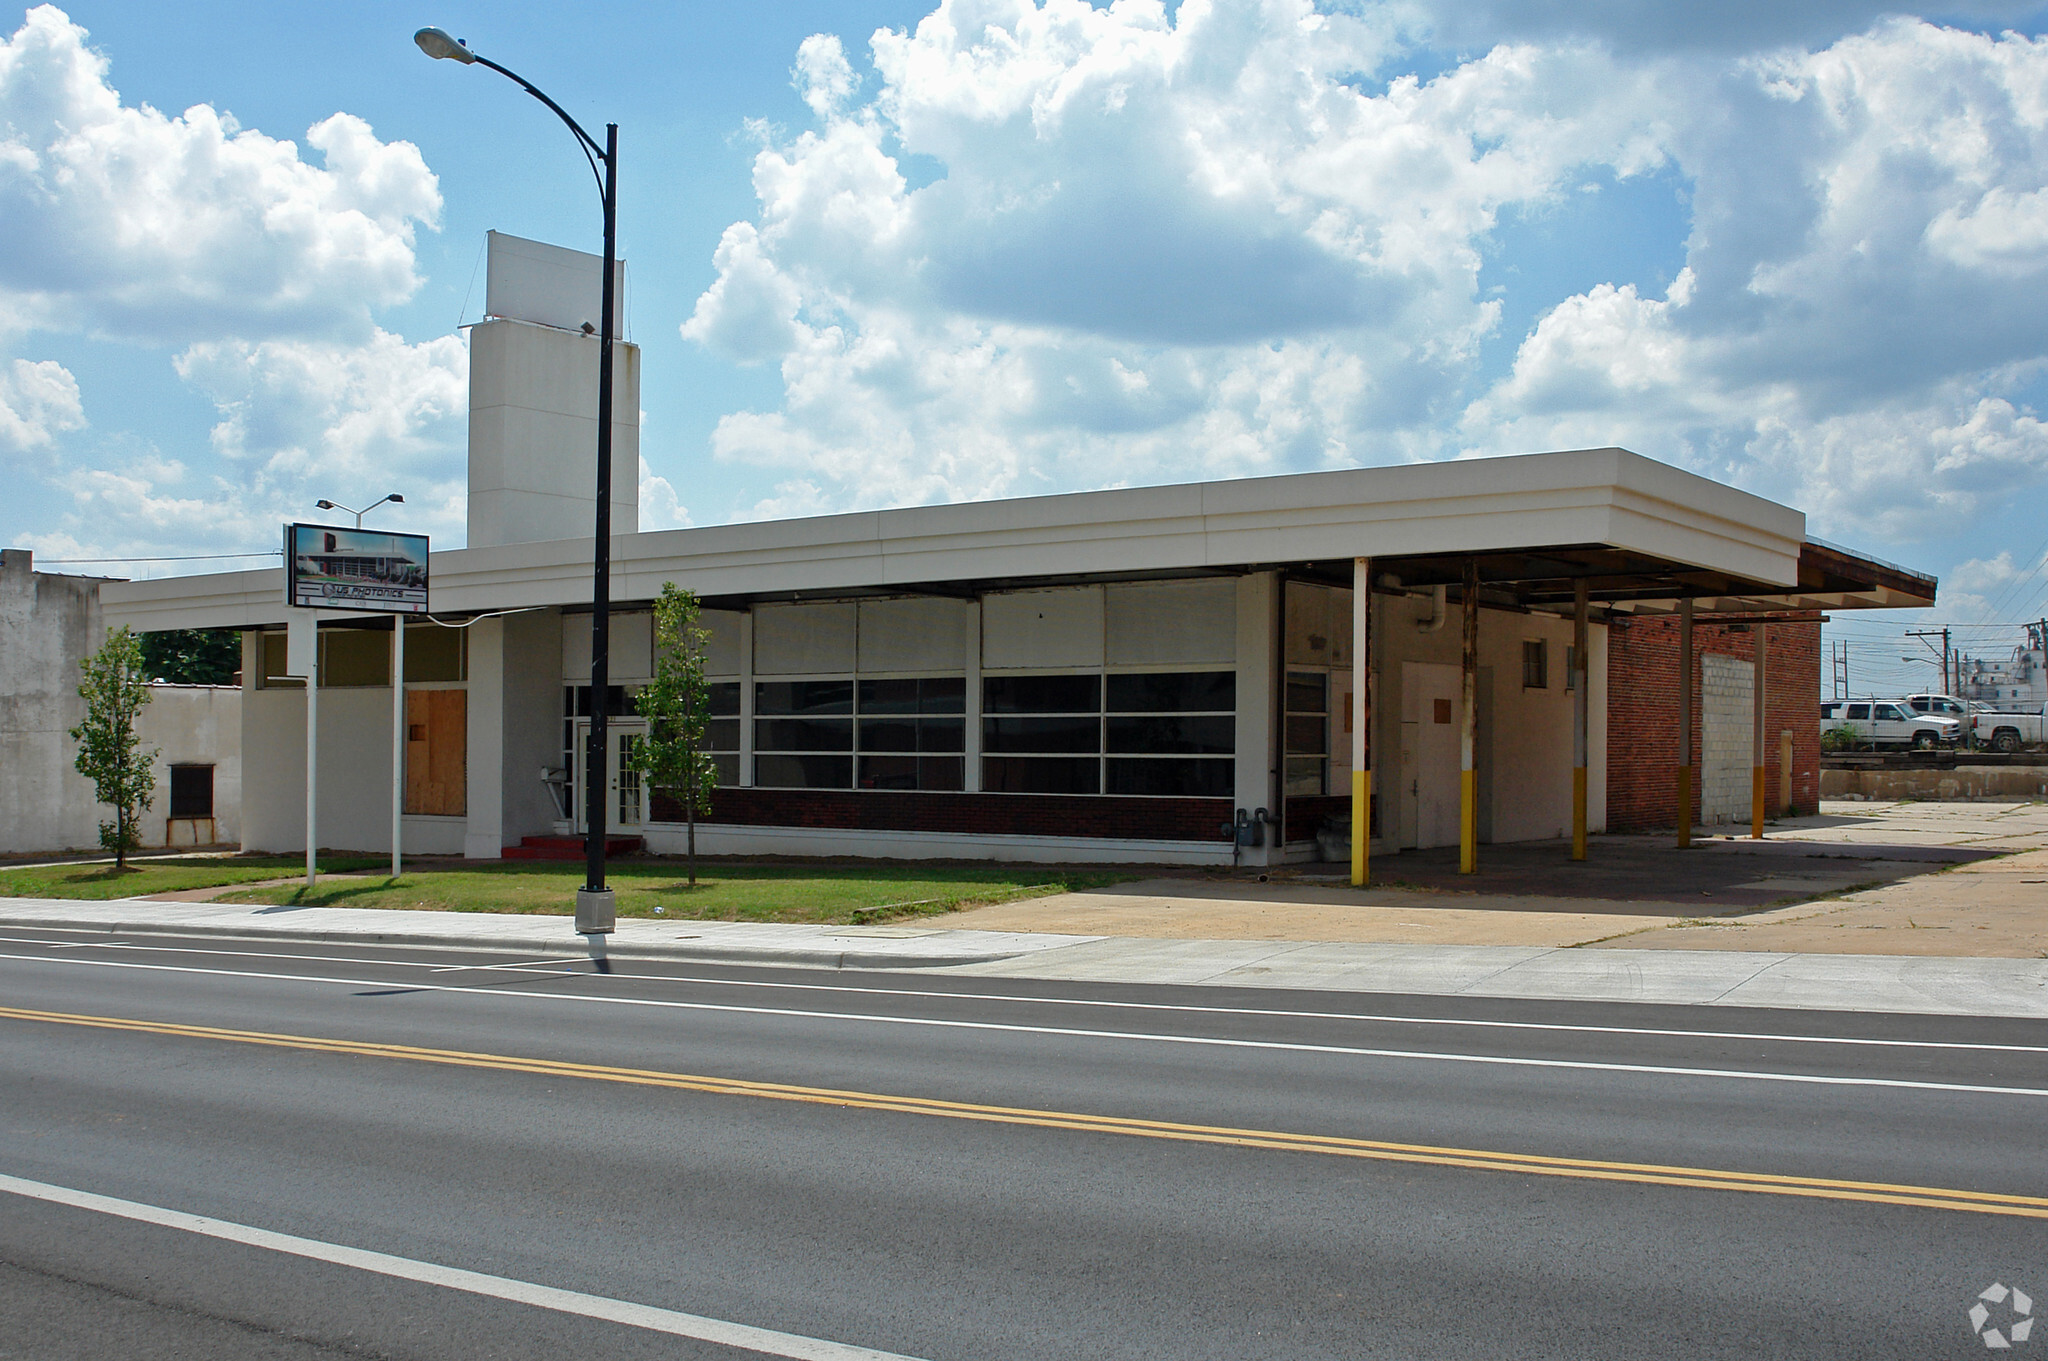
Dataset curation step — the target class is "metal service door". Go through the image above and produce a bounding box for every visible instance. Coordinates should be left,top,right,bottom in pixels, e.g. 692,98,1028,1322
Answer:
1400,662,1463,849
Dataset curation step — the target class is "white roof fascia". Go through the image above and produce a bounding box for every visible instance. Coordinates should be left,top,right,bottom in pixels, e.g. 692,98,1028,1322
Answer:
102,448,1806,632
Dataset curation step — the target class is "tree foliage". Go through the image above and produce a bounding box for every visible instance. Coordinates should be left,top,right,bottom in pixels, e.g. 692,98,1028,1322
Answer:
632,583,717,884
71,626,160,867
139,628,241,686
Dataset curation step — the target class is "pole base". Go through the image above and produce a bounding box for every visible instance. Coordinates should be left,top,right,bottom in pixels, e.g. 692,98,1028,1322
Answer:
575,888,616,935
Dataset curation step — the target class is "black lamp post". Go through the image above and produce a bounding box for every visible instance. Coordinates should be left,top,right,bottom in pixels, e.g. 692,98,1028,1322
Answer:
415,26,620,932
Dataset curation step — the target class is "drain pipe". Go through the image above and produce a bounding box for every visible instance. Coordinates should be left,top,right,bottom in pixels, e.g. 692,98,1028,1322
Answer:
1417,584,1448,633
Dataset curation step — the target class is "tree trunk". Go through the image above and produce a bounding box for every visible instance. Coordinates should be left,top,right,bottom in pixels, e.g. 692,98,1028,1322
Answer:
114,752,126,870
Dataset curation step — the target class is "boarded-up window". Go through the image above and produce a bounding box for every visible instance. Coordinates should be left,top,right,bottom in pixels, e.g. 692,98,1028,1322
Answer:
405,690,467,816
168,765,214,818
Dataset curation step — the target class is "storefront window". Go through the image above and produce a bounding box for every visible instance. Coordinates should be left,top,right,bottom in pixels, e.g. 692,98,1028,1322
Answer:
983,671,1235,797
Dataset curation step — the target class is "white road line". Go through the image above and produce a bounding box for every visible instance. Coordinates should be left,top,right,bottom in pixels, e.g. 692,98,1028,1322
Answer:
4,932,2046,1056
3,949,2047,1099
0,1172,925,1361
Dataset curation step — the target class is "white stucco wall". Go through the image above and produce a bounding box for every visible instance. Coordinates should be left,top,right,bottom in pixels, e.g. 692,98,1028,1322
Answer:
240,634,466,857
2,551,242,854
2,551,103,853
136,685,242,849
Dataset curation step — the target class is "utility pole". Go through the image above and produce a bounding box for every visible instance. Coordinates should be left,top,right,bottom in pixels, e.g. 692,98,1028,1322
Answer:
1906,628,1951,693
1831,639,1850,699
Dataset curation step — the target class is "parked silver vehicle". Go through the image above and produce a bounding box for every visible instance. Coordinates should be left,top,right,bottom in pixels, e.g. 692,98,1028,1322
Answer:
1819,699,1962,750
1904,693,1977,745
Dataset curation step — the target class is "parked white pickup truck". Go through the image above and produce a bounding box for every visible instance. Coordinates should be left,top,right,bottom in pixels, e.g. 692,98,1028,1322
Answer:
1819,700,1964,751
1972,703,2048,753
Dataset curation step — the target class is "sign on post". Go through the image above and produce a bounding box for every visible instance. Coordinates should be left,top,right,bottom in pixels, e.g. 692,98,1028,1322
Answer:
285,523,429,613
283,523,429,887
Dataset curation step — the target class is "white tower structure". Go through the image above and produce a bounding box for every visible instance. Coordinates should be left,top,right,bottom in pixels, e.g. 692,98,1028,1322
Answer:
467,231,639,549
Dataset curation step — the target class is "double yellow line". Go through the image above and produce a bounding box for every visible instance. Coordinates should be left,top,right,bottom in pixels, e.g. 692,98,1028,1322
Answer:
8,1003,2045,1219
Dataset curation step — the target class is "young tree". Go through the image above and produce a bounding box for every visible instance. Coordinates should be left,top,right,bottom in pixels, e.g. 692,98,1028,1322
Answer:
633,582,718,886
70,626,160,868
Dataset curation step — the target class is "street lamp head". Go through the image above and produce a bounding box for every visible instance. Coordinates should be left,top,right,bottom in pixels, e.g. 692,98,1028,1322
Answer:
315,499,337,511
383,493,406,506
414,27,476,63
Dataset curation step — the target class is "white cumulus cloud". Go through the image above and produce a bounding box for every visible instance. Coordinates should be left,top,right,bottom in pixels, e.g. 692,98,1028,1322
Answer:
1462,20,2048,541
0,356,84,452
0,6,440,345
686,0,1675,512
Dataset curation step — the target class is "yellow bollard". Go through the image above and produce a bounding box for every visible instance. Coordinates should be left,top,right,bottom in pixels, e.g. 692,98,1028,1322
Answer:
1350,768,1370,886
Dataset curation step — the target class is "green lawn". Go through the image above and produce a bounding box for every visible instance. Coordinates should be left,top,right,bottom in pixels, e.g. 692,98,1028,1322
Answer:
0,856,385,901
213,861,1129,925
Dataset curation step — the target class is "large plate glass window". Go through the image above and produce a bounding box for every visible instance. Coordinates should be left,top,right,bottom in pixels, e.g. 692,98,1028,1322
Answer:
1105,671,1235,797
857,677,965,791
705,682,741,786
755,680,854,789
983,674,1102,793
983,671,1236,797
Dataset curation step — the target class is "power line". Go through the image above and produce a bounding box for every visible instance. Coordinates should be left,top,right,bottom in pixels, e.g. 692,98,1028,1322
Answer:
38,551,283,564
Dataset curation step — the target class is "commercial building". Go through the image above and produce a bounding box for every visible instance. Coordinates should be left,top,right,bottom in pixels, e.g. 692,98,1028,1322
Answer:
96,236,1934,871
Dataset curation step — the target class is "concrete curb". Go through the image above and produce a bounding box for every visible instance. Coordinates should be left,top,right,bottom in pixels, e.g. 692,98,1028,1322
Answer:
0,912,1034,971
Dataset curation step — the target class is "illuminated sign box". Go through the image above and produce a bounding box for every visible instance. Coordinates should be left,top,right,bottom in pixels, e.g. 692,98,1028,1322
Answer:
285,523,429,614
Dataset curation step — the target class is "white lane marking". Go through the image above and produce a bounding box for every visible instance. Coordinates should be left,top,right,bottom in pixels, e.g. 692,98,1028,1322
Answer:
0,1172,924,1361
0,937,585,978
3,950,2047,1100
4,932,2045,1056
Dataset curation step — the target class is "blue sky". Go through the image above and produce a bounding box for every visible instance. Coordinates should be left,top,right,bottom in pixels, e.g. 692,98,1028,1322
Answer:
5,0,2048,695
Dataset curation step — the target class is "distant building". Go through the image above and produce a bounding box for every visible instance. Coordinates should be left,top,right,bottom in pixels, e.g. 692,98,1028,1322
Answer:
0,549,242,855
1958,623,2047,708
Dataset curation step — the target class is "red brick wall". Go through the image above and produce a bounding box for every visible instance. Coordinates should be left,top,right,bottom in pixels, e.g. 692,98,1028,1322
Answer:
1283,794,1351,844
1605,614,1821,833
651,787,1234,843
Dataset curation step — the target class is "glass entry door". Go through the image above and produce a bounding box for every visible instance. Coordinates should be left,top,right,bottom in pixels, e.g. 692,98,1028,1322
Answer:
571,719,648,833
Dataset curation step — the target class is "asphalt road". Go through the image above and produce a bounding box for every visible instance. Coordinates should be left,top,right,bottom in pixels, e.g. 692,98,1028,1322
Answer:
0,925,2044,1360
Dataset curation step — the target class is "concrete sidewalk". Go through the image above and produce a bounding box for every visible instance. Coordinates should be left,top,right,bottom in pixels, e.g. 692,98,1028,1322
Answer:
0,897,1094,971
2,894,2044,1020
945,800,2048,957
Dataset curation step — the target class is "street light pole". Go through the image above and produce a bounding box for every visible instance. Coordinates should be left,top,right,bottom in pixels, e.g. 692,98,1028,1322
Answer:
415,27,619,933
316,494,405,530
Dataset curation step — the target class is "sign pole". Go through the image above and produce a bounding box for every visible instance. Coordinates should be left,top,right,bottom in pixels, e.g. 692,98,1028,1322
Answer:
305,632,318,890
392,619,405,879
283,519,429,891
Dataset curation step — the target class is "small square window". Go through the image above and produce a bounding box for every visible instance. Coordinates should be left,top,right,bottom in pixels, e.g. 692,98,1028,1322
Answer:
168,765,213,818
1522,639,1548,689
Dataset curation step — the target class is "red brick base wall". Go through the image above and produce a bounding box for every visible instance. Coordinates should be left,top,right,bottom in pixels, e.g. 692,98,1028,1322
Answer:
1605,614,1821,833
652,787,1234,843
1283,795,1352,844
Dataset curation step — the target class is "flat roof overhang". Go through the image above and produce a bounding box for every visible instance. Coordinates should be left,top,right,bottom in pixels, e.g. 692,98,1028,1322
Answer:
99,447,1934,632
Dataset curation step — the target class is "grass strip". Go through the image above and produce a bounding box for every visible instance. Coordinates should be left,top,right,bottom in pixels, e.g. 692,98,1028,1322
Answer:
213,861,1130,926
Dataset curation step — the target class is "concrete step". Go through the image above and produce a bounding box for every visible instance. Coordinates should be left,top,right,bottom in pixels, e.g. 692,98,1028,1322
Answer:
501,835,645,861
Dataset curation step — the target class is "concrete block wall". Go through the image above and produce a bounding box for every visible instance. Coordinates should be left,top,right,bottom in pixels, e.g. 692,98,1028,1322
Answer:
1699,653,1753,825
1606,614,1820,832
